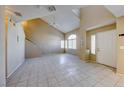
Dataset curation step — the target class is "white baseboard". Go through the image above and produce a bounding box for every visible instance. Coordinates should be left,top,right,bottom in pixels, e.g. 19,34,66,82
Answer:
7,60,25,78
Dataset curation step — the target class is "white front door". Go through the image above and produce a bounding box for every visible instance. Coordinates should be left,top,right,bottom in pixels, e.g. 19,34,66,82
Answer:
96,30,116,68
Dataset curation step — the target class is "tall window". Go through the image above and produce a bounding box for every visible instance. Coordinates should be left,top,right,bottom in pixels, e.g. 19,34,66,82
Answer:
91,34,96,54
65,40,67,49
61,40,64,48
67,34,76,49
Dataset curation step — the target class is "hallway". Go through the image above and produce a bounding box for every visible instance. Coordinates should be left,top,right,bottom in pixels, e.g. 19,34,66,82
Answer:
7,54,124,87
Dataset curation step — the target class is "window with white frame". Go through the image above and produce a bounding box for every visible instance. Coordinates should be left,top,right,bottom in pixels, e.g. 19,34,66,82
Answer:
61,40,64,48
65,40,67,49
91,34,96,54
67,34,76,49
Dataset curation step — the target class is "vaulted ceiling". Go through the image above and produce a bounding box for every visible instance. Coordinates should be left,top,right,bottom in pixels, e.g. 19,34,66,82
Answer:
41,5,87,33
5,5,87,33
105,5,124,17
5,5,124,33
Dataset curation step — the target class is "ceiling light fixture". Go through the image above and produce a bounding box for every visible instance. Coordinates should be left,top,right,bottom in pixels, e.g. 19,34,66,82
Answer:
47,5,56,12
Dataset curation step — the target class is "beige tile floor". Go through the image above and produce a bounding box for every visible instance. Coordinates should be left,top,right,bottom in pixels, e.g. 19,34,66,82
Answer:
7,54,124,87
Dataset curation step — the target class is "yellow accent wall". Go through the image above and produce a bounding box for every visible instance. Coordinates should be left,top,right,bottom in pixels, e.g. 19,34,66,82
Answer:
23,18,64,58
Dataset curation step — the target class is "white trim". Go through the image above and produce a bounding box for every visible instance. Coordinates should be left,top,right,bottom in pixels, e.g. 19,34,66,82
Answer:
7,60,25,78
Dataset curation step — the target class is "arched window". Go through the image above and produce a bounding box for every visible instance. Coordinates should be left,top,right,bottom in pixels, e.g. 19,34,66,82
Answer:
67,34,76,49
68,34,76,39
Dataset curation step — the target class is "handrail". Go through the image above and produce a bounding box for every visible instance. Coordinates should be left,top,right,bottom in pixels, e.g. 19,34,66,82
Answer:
25,38,36,45
25,38,42,54
25,38,41,50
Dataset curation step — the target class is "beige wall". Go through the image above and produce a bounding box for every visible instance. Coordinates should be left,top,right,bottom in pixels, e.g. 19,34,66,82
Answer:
116,16,124,74
7,17,25,77
65,29,78,55
23,18,64,58
80,5,115,29
25,40,42,58
0,6,6,87
78,5,115,60
86,24,116,61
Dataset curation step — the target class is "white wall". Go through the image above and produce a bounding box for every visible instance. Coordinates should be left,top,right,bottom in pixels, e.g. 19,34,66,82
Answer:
7,18,25,77
0,6,6,87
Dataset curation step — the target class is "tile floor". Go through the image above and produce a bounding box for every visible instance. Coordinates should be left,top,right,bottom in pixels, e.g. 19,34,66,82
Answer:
7,54,124,87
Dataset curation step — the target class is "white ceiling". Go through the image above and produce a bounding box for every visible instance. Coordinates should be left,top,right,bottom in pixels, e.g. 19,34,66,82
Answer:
41,5,81,33
105,5,124,17
5,5,51,22
5,5,124,33
5,5,87,33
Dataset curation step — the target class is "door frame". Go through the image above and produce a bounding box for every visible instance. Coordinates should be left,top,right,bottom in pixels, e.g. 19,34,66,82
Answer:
96,29,117,68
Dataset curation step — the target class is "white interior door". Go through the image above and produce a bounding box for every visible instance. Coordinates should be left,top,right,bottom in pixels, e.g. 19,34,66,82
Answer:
96,30,116,68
